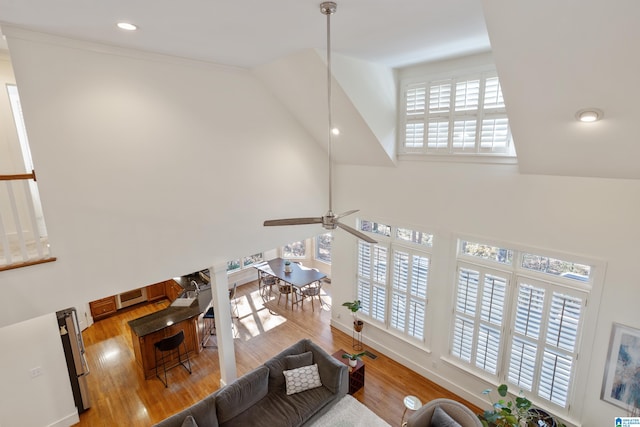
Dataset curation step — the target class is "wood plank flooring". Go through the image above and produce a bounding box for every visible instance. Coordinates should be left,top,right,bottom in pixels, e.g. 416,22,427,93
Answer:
76,280,479,426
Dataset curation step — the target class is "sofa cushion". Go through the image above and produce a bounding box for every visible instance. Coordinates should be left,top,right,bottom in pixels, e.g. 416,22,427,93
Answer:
219,382,335,427
152,394,218,427
216,366,269,423
264,340,309,389
431,405,462,427
180,416,198,427
285,351,313,370
283,364,322,395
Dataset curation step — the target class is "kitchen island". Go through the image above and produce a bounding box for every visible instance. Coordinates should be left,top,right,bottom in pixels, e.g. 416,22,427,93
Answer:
128,302,202,380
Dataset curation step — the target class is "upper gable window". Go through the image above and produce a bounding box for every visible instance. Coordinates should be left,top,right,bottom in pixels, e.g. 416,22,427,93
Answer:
400,71,516,158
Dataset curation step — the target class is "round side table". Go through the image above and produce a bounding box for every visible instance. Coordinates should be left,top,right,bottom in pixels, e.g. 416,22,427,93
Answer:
401,395,422,426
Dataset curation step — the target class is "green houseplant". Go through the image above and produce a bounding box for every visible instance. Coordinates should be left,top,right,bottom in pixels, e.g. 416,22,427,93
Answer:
342,300,363,331
479,384,532,427
341,351,366,367
478,384,564,427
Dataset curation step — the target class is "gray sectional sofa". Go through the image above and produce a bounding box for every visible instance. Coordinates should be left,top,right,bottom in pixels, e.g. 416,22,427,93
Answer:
153,338,349,427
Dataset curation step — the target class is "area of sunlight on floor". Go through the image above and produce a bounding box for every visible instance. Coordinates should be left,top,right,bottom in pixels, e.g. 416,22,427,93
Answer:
234,289,287,340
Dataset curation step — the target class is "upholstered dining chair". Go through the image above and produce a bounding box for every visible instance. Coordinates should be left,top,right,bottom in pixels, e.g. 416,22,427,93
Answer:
405,398,482,427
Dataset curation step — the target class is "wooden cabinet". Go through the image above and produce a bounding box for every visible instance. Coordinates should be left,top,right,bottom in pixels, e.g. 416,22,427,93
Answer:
130,316,200,379
332,349,365,394
165,280,183,302
90,295,117,321
146,281,167,302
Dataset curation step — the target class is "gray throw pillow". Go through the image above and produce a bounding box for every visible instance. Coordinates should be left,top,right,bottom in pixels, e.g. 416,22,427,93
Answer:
180,415,198,427
285,351,313,370
431,405,462,427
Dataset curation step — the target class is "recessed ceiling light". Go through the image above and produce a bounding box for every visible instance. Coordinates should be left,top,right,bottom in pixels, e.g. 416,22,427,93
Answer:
331,128,340,136
117,22,138,31
576,108,603,123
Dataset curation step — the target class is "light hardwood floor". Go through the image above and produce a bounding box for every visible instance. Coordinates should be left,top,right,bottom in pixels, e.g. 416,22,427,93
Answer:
76,280,479,426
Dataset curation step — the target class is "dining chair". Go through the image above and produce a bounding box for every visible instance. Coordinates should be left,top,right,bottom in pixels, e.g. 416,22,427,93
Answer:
277,283,297,309
300,280,324,312
229,283,239,319
260,274,278,301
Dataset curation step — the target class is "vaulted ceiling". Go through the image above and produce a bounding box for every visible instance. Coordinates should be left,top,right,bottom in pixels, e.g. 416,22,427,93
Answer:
1,0,638,179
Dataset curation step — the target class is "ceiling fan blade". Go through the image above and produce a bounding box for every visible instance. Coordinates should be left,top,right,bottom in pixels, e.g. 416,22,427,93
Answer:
263,217,323,226
336,222,378,244
335,209,359,219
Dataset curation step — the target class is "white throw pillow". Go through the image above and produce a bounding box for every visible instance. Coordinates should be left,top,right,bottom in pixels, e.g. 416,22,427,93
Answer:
282,363,322,395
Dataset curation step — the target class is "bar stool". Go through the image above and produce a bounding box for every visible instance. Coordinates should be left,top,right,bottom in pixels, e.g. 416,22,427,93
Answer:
154,330,191,387
201,307,216,348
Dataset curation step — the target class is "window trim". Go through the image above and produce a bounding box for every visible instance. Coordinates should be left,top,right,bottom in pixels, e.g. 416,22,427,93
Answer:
445,234,604,418
356,219,434,349
398,67,517,160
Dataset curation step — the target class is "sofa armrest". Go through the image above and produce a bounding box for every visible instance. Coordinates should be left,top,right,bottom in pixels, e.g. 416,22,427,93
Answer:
306,340,348,395
407,398,482,427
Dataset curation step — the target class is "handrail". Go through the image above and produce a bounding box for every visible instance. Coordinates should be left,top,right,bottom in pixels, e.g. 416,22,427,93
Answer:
0,169,54,271
0,170,36,181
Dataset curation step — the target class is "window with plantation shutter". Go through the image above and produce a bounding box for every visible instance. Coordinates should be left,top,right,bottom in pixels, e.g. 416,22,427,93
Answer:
449,238,594,413
357,241,387,322
390,250,429,340
400,70,515,157
356,220,433,345
451,264,508,375
507,281,585,408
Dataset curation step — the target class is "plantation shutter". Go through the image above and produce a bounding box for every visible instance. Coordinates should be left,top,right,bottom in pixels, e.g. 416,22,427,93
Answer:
451,267,479,363
508,281,585,408
401,72,513,155
452,265,508,375
539,292,583,407
404,84,426,148
391,250,429,340
357,241,387,322
476,274,507,374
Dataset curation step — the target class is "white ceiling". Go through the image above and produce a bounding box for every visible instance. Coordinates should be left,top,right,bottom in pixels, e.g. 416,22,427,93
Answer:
0,0,489,68
1,0,639,179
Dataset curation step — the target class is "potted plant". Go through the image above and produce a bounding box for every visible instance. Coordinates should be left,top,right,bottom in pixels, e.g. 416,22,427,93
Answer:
341,351,366,367
479,384,532,427
284,260,292,273
342,300,364,332
478,384,564,427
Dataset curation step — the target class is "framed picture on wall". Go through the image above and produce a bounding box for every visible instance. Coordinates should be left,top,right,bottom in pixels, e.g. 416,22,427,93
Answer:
601,322,640,411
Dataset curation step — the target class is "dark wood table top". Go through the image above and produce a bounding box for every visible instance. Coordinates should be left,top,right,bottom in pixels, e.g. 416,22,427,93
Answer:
127,305,200,337
255,257,326,288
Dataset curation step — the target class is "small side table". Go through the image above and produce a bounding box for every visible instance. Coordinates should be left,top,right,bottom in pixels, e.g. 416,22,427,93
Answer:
401,395,422,426
332,349,365,394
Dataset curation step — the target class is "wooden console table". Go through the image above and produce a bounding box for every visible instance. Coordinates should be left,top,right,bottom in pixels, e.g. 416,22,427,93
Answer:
332,349,365,395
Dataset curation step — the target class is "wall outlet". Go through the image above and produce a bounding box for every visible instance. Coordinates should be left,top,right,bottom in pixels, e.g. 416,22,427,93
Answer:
30,367,43,378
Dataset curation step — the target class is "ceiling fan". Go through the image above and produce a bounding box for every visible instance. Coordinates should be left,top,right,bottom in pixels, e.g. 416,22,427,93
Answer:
263,2,377,244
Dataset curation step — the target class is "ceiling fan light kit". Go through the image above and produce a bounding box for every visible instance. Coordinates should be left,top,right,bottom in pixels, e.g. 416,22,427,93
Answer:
262,2,376,244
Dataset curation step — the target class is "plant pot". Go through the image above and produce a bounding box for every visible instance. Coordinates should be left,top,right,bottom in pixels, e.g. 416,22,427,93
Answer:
353,320,364,332
527,408,556,427
348,358,357,367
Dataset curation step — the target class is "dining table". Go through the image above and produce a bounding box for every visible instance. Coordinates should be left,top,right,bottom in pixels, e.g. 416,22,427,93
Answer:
254,258,327,309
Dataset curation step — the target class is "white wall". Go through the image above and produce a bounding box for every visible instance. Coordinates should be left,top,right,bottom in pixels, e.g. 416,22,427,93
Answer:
0,313,78,427
0,27,329,427
330,160,640,427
